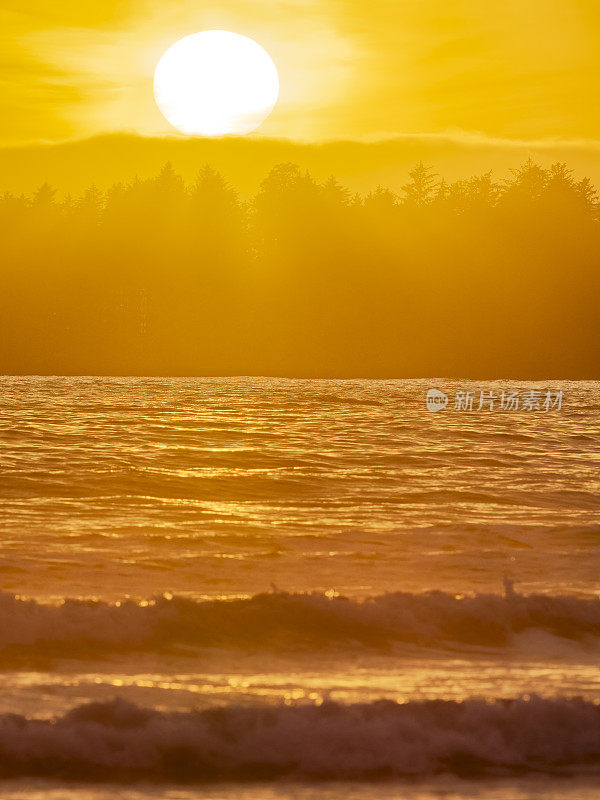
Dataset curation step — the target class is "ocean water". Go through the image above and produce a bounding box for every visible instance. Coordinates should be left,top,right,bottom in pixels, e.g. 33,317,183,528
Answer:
0,376,598,799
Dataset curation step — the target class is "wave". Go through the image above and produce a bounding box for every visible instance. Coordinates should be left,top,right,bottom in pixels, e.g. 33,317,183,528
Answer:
1,589,600,664
0,696,599,781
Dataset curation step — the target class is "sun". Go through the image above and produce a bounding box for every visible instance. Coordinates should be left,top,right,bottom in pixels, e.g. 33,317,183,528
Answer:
153,30,279,137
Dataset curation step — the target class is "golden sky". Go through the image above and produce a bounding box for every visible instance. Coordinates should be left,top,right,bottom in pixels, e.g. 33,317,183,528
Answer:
2,0,600,145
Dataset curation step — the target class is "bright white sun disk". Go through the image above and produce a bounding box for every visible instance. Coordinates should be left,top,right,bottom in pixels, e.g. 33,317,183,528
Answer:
154,30,279,136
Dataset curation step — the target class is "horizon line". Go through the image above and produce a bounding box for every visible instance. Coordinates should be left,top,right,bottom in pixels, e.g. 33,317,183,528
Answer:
4,129,600,153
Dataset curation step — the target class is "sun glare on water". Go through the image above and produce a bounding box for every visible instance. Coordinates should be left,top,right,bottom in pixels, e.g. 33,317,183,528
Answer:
153,30,279,137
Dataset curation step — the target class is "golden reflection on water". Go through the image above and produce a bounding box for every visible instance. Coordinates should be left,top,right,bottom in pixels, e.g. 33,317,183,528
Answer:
2,656,599,719
1,378,599,601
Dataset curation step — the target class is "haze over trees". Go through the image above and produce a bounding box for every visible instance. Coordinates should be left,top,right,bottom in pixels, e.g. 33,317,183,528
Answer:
1,159,598,377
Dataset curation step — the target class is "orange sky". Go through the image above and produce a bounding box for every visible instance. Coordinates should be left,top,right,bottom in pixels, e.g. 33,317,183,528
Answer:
2,0,600,145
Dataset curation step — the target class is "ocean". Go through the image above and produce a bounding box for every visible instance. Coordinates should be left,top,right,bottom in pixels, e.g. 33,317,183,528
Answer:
0,376,598,799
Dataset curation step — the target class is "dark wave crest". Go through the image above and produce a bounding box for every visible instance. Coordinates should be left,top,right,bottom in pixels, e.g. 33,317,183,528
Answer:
1,589,600,665
1,696,600,781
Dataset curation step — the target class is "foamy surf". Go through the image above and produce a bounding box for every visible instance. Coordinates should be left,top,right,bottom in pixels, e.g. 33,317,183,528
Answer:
1,589,599,665
0,696,599,781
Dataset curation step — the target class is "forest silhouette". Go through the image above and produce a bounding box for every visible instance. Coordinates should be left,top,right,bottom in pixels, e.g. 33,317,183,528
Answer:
1,158,599,377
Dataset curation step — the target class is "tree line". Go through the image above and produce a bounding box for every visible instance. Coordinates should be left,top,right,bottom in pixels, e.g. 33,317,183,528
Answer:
1,159,599,377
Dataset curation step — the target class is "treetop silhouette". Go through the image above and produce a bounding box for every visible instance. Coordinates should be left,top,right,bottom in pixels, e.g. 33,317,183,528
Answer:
0,158,598,377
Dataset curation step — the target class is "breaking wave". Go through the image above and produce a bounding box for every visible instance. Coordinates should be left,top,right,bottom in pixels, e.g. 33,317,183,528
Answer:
1,589,600,664
0,696,599,781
